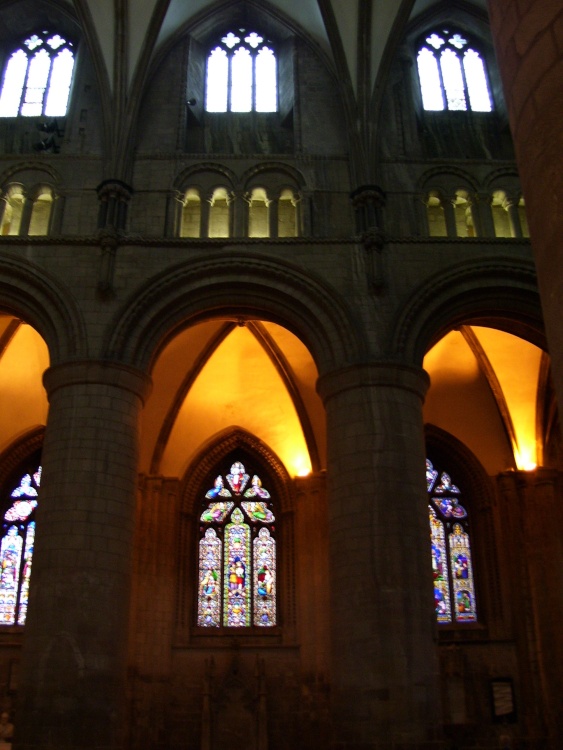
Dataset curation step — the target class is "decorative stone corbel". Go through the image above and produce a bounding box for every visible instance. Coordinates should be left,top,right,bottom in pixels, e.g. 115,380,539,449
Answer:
350,185,387,293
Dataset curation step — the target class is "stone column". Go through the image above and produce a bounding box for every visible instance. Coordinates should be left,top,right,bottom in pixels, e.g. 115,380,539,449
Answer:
15,361,152,750
487,1,563,415
231,190,245,238
475,192,495,238
18,193,34,236
268,191,279,239
504,193,523,239
317,363,442,750
441,195,457,238
96,180,133,232
497,469,563,748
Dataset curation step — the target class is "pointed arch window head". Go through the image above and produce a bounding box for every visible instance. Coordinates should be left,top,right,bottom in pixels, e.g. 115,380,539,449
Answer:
198,462,277,628
205,30,277,113
417,30,492,113
0,466,41,626
0,31,75,118
427,459,477,625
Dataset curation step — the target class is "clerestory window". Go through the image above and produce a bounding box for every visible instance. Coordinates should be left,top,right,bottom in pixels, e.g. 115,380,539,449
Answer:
427,459,477,624
206,30,277,113
0,465,41,625
0,31,75,118
197,461,277,628
417,29,491,113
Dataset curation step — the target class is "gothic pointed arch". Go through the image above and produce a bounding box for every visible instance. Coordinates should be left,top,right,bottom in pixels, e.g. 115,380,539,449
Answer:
425,424,499,627
0,429,44,627
176,428,295,636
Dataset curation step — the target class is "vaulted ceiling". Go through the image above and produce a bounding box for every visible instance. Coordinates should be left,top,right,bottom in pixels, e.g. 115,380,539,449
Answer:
0,314,550,479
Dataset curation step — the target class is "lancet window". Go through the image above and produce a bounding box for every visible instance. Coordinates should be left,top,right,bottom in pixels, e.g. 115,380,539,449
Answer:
417,30,492,113
198,461,276,628
0,466,41,626
427,459,477,624
0,31,75,117
206,30,277,113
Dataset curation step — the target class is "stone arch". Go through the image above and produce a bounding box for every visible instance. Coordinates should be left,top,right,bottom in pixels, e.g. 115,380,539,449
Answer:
418,166,480,194
105,252,364,375
425,424,494,512
173,163,238,192
181,426,293,515
391,257,544,365
405,1,493,53
241,162,306,191
0,253,87,363
177,426,297,635
425,424,501,625
0,162,62,190
0,426,44,491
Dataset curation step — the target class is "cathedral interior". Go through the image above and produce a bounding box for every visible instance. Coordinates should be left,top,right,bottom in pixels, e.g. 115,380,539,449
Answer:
0,1,561,749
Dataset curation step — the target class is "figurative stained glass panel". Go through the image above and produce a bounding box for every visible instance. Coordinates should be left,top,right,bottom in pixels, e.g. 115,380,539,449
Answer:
253,527,276,626
449,523,477,622
197,462,276,628
426,459,477,624
224,507,251,626
0,466,40,626
0,528,23,624
430,507,451,624
17,521,34,625
198,528,222,626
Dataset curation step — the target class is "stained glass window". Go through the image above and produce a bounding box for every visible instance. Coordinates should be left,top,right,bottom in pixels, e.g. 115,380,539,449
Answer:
417,30,492,113
198,462,276,627
0,32,75,118
0,466,41,625
427,459,477,624
205,30,277,113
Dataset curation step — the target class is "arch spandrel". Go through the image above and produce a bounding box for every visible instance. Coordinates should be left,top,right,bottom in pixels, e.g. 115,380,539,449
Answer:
104,252,365,376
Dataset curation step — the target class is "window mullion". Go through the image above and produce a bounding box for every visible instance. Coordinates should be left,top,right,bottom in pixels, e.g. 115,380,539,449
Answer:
42,54,56,116
252,50,257,112
227,48,233,112
458,51,471,113
18,51,32,115
435,51,447,111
